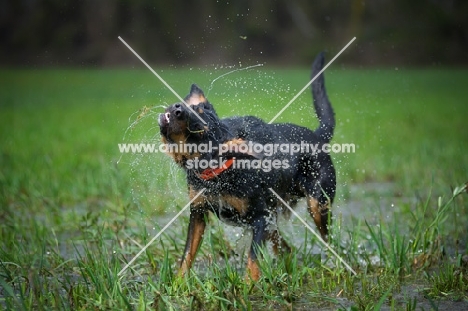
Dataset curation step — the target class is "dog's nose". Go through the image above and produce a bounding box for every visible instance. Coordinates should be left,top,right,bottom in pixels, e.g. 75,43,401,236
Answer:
174,103,183,117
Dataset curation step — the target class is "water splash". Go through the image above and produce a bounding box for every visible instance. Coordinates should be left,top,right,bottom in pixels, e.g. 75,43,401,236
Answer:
206,63,264,96
116,105,166,165
117,64,294,227
123,105,166,141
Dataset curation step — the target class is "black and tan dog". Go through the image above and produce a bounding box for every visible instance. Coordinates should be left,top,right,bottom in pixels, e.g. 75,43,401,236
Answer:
158,53,336,280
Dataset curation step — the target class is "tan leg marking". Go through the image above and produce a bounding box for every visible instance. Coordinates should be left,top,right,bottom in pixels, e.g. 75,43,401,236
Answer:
178,188,208,276
178,216,206,276
267,229,291,255
246,256,261,281
307,197,330,240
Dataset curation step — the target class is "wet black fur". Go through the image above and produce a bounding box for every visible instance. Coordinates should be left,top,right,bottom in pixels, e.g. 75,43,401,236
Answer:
159,52,336,267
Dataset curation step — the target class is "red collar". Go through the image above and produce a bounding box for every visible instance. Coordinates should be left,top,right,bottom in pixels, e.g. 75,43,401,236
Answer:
198,158,235,180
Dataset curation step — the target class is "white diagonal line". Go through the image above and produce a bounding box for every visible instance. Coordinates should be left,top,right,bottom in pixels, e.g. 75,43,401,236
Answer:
118,36,207,125
268,188,357,276
268,37,356,124
118,188,206,277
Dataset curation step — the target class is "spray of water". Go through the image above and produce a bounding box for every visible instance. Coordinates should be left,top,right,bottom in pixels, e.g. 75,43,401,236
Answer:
206,63,264,96
117,64,298,254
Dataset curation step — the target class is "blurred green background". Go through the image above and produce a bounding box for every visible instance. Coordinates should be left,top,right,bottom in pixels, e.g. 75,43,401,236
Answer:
1,0,467,67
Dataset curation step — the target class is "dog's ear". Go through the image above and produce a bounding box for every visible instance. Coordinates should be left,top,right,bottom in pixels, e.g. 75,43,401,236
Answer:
190,84,205,96
185,84,206,106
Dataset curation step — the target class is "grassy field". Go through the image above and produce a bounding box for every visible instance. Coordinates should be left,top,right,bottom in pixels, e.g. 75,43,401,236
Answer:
0,66,467,310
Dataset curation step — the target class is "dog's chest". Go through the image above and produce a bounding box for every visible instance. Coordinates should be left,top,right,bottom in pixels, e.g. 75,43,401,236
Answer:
208,194,250,226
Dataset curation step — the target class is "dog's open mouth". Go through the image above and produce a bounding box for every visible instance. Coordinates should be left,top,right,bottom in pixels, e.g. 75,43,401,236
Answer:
158,112,171,127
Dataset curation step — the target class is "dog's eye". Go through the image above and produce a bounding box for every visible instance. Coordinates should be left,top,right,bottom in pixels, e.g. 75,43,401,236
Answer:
203,103,211,110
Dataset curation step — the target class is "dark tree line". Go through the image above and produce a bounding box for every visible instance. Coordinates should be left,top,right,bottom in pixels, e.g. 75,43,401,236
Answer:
1,0,466,67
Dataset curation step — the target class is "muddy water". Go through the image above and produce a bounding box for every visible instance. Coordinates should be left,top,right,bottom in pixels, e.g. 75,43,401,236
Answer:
153,182,468,310
213,182,405,258
150,181,409,263
56,181,464,309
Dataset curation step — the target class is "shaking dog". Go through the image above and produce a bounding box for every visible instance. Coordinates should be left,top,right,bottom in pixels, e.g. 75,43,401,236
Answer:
158,53,336,280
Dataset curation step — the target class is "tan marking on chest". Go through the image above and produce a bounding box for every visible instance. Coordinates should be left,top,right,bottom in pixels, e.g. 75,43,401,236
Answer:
220,195,249,215
161,136,200,166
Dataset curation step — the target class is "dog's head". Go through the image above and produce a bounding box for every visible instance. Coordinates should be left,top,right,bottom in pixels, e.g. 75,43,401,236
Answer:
158,84,228,166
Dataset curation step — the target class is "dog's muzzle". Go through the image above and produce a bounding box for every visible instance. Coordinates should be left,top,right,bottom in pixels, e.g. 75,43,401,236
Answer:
159,103,185,127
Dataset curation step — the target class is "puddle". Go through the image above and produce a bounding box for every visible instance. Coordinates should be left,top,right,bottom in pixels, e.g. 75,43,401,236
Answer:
145,181,414,265
337,181,416,223
47,181,466,309
384,284,468,311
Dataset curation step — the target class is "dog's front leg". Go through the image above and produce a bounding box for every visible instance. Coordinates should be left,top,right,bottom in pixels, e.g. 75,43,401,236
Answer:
178,208,207,277
247,216,268,281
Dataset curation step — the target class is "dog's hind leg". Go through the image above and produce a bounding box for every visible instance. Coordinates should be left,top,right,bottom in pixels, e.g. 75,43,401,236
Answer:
307,196,331,241
304,160,336,241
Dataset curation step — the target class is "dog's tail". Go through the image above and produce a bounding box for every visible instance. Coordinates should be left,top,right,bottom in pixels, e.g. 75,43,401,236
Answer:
311,52,335,143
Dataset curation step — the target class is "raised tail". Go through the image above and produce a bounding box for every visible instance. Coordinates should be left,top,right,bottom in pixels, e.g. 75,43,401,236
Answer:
311,52,335,143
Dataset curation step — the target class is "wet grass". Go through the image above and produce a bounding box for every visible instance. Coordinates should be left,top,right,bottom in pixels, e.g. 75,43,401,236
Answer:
0,67,467,310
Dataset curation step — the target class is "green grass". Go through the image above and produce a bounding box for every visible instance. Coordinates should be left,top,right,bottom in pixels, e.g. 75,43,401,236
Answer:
0,67,467,310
